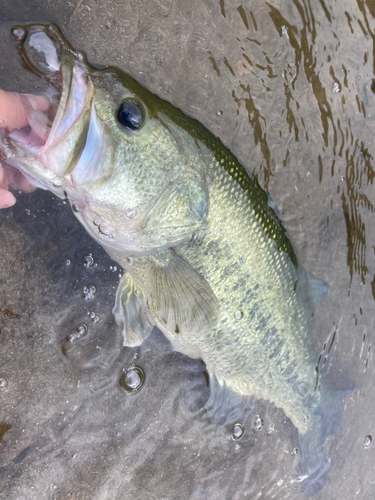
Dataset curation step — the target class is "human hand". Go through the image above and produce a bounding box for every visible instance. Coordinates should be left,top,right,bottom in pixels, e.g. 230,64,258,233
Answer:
0,90,50,208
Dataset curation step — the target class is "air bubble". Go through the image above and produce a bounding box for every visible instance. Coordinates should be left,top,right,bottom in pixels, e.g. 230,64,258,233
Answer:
67,324,87,342
98,222,113,236
76,325,87,335
87,311,99,323
119,366,145,393
0,377,8,388
364,435,372,448
216,110,223,116
51,177,63,187
65,259,71,266
1,145,14,160
292,448,299,455
234,310,243,321
232,423,244,440
11,27,26,41
84,255,94,267
83,285,96,299
332,82,340,93
72,203,80,213
254,415,263,431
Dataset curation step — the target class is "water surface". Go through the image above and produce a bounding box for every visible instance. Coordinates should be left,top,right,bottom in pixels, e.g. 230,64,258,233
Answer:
0,1,375,498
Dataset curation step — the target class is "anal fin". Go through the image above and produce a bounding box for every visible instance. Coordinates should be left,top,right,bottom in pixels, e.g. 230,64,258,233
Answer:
113,273,154,347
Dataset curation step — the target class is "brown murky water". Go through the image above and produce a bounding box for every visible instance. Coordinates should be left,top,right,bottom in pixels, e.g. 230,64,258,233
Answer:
0,0,375,498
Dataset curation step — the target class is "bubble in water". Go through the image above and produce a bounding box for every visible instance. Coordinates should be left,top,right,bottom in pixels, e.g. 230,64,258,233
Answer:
83,285,96,299
0,377,8,388
1,144,14,160
292,448,299,455
84,255,94,268
125,371,140,389
254,415,263,431
76,325,87,335
332,82,340,93
11,27,26,41
216,110,223,116
232,423,244,440
72,203,80,213
364,435,372,448
65,259,71,266
234,310,243,321
67,324,87,343
87,311,99,323
119,366,145,393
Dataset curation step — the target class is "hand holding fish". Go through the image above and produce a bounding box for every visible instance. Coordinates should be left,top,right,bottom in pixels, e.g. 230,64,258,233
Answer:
0,89,50,208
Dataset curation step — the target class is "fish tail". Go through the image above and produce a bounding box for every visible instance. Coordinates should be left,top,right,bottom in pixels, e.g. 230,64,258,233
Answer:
298,385,348,497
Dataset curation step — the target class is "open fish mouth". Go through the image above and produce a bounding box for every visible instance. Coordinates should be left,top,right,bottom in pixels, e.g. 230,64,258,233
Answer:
1,23,145,252
0,24,93,190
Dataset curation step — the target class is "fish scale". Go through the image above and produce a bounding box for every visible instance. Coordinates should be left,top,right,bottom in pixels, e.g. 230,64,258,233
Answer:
176,156,318,432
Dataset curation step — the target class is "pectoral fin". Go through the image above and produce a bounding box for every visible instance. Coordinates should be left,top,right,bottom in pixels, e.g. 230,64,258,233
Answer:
113,273,154,347
148,249,219,341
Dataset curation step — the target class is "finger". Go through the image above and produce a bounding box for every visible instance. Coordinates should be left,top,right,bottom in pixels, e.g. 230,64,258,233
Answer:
0,188,16,208
0,90,50,131
23,93,50,113
2,163,36,193
10,174,36,193
0,90,29,130
0,163,8,189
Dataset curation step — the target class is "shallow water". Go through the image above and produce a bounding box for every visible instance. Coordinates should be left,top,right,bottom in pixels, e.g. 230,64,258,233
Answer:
0,0,375,498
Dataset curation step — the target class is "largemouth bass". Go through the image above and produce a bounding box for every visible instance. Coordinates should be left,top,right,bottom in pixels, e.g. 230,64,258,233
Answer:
1,24,347,496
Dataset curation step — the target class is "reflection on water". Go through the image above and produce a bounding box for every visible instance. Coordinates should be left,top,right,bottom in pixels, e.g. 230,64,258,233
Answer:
0,0,375,499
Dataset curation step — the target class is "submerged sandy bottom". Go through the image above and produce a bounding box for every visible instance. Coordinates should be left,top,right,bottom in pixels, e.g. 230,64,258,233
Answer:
1,1,375,498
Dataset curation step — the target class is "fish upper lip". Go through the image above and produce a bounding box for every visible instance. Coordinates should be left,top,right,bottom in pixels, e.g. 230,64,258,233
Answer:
39,53,93,175
43,55,76,150
2,50,92,192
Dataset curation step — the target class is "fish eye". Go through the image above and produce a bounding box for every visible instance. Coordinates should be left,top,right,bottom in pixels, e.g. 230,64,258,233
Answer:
117,99,145,131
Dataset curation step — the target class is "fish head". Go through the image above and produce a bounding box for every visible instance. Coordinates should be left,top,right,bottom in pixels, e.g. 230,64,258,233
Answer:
2,24,208,255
